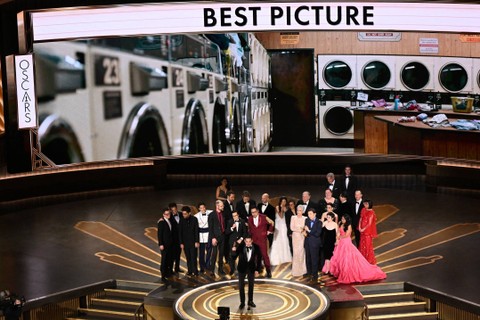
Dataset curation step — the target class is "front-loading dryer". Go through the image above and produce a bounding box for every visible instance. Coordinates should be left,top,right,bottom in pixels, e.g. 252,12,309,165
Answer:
433,57,473,94
357,55,396,91
473,58,480,94
396,56,435,92
319,101,354,141
317,55,357,90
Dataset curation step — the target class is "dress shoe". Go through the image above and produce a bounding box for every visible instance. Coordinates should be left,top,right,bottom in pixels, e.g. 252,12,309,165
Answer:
239,303,245,309
266,271,272,278
248,301,256,308
161,277,168,283
303,273,310,277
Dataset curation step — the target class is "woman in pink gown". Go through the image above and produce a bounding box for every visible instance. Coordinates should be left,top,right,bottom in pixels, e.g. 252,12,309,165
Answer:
330,214,386,284
358,199,378,264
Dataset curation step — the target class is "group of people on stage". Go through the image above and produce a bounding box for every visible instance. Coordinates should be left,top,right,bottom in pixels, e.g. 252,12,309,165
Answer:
157,165,386,286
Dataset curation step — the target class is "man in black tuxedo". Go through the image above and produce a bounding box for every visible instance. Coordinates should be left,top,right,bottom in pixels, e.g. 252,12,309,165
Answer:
179,206,199,276
169,202,183,274
304,208,323,283
257,193,276,248
337,192,354,222
223,191,236,221
231,235,262,310
325,173,341,199
340,165,358,202
352,190,364,248
226,211,248,276
296,191,318,217
157,208,174,282
223,191,236,261
208,200,227,276
236,190,256,220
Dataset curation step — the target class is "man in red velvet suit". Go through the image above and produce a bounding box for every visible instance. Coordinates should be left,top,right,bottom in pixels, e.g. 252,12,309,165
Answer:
247,207,274,278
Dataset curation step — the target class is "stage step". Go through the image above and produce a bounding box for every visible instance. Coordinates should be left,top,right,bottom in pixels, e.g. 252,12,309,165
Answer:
115,279,159,292
90,297,142,310
104,288,148,300
77,307,134,320
363,291,415,304
367,301,428,316
368,311,439,320
355,282,405,295
66,281,151,320
358,282,438,320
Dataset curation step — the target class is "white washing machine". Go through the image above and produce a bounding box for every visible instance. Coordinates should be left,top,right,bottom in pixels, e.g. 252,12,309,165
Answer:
357,55,396,91
395,56,435,92
433,57,473,94
317,55,357,90
170,65,210,155
472,58,480,94
319,101,354,140
35,39,173,163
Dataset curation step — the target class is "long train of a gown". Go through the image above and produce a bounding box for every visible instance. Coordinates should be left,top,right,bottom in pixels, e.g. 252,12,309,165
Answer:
330,228,386,284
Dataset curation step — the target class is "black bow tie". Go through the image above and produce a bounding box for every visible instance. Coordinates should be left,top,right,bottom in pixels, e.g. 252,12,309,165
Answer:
246,247,252,251
202,214,206,216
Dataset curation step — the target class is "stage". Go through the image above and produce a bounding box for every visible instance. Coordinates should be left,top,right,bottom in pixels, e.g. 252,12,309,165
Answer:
172,279,329,320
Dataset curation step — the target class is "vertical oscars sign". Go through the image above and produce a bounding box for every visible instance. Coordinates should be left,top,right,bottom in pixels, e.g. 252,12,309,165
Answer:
15,54,37,129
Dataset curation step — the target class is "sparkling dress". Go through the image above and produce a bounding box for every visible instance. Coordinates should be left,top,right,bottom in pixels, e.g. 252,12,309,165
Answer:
290,215,307,276
359,208,378,264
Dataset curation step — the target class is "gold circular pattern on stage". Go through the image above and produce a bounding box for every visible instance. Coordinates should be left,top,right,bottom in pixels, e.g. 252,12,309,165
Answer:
174,279,330,320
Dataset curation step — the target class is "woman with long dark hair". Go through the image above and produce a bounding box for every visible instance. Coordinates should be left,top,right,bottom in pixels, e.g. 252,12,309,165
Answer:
329,214,386,284
358,199,378,264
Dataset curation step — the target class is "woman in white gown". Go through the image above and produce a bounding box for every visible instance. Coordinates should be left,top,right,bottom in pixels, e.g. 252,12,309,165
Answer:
270,197,293,266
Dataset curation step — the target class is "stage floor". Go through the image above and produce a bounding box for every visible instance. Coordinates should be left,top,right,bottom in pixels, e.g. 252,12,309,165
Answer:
0,184,479,305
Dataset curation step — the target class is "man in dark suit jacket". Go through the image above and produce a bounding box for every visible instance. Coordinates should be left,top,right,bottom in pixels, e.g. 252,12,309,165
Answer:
157,208,174,282
352,190,364,248
296,191,318,217
208,200,227,276
340,165,358,202
337,192,354,222
179,206,199,276
223,191,236,262
223,191,236,221
257,193,276,247
226,211,248,276
325,172,342,199
304,208,323,283
236,190,256,220
231,235,262,309
169,202,183,273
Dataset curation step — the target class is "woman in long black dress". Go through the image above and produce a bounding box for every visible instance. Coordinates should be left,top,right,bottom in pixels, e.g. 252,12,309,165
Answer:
322,212,338,275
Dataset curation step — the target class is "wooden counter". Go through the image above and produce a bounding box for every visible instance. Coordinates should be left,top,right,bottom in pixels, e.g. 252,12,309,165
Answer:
371,114,480,160
354,108,480,160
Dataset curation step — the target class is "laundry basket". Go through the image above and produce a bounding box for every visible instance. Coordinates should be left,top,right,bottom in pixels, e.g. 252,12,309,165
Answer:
451,97,474,113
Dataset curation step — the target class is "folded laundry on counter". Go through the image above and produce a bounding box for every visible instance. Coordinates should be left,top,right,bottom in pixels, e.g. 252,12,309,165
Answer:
371,99,388,107
423,113,450,128
398,116,416,123
449,119,480,130
417,113,428,121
